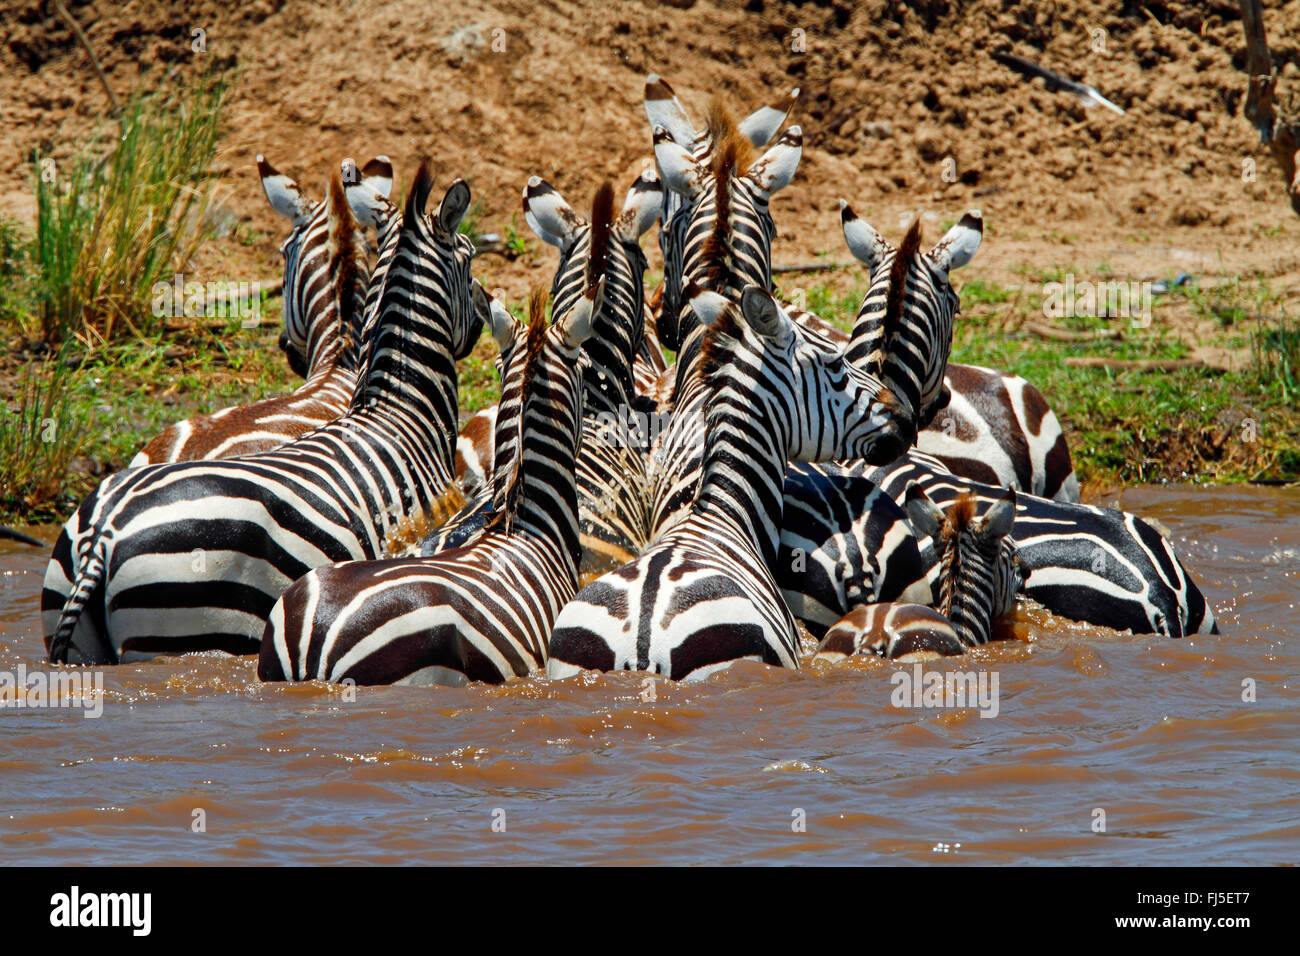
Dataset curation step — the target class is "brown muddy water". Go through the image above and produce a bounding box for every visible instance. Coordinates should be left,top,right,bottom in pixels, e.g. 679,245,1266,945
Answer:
1,484,1297,865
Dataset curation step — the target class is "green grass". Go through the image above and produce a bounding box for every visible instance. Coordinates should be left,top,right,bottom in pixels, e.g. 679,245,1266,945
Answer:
792,275,1300,486
0,345,92,522
31,69,228,345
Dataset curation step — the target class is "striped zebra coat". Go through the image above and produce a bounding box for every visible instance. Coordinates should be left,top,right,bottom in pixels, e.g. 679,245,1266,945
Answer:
646,75,1074,502
259,285,599,686
643,73,799,353
129,156,391,466
813,486,1019,661
437,172,663,577
40,164,485,663
857,451,1218,638
547,287,908,681
786,308,1079,502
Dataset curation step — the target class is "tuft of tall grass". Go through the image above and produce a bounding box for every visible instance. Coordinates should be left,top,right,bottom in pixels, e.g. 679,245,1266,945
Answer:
32,70,228,345
0,347,91,522
1251,316,1300,402
0,217,33,327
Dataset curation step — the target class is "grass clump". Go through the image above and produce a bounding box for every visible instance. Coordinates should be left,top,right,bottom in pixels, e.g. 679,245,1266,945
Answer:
31,70,227,346
0,348,91,522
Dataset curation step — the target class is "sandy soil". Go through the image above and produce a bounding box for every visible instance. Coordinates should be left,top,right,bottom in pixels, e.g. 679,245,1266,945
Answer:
2,0,1299,356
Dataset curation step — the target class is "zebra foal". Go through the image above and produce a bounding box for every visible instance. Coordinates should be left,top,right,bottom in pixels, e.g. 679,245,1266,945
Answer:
815,485,1020,662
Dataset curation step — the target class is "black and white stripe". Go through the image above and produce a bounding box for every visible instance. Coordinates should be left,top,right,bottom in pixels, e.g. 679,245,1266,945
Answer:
259,285,599,686
547,287,906,681
40,163,485,663
858,451,1218,637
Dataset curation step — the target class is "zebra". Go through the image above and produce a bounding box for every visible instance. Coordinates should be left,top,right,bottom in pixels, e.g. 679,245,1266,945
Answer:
643,73,799,353
546,285,909,682
850,451,1219,638
452,167,661,499
785,307,1079,501
40,162,485,663
129,156,391,466
647,76,1074,503
813,485,1019,662
259,282,600,686
838,200,983,437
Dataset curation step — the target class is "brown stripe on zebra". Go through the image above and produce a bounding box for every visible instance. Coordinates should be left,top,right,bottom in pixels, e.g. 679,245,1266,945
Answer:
814,603,965,663
130,157,380,467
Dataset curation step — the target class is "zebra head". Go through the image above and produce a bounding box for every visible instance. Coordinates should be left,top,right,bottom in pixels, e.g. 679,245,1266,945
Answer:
651,107,802,352
643,74,799,305
689,283,912,467
905,483,1020,647
840,203,983,436
259,155,390,378
522,169,660,415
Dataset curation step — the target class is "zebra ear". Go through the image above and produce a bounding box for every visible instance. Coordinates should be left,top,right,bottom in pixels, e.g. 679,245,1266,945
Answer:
644,74,697,148
343,159,395,230
436,179,472,234
737,88,800,148
746,126,802,196
654,127,703,198
684,281,731,329
476,283,516,351
929,211,983,272
977,489,1017,539
559,277,602,349
257,155,314,226
740,286,793,343
840,201,891,274
613,166,661,242
523,176,583,250
904,483,946,541
360,156,394,198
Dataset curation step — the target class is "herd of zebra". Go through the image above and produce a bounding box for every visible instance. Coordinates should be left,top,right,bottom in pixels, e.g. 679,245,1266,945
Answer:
39,76,1218,687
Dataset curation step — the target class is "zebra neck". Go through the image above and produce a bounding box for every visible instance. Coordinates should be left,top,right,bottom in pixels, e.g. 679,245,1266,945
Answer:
693,385,786,567
502,379,583,568
565,242,646,419
355,329,460,468
670,324,709,405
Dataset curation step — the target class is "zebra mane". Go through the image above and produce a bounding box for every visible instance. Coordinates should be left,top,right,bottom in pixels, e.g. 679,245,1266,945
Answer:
326,169,366,366
943,491,978,539
882,218,923,361
587,181,614,295
701,103,754,291
488,287,550,532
